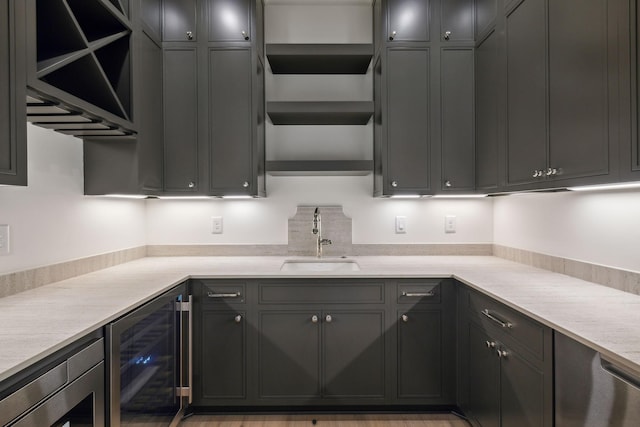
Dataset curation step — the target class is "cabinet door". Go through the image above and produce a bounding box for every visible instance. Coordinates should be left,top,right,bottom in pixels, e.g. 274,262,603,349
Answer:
137,29,164,192
440,48,475,192
323,311,385,398
141,0,162,38
500,346,547,427
163,48,199,193
199,310,246,400
385,48,430,194
163,0,196,42
0,0,26,186
209,48,254,195
476,0,497,37
387,0,430,42
634,1,640,175
258,311,321,399
547,0,610,180
397,310,443,398
441,0,473,42
475,30,499,191
504,0,547,187
208,0,251,42
467,321,501,427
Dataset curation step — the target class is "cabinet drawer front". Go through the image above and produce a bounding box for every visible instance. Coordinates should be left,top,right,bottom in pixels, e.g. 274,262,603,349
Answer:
397,281,442,304
259,282,385,304
197,280,246,304
468,290,546,360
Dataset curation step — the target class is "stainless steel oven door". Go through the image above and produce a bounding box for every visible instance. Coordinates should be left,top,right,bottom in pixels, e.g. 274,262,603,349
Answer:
10,362,105,427
107,285,189,427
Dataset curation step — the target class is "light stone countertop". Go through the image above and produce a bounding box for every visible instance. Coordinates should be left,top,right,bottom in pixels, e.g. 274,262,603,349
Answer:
1,255,640,384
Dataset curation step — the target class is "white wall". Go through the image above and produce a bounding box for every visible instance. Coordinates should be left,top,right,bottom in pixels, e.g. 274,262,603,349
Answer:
493,190,640,272
0,124,146,274
145,176,494,245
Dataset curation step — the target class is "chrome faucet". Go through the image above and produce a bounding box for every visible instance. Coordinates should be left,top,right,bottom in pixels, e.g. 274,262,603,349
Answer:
312,207,332,258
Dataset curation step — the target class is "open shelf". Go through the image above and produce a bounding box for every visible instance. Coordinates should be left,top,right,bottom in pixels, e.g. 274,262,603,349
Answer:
267,44,373,74
266,160,373,176
267,101,373,125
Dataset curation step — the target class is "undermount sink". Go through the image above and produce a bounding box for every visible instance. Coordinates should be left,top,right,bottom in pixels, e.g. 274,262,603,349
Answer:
280,259,361,272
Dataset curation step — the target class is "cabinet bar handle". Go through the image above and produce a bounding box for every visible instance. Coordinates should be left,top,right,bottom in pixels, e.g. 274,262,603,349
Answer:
402,291,435,297
207,292,241,298
481,309,513,329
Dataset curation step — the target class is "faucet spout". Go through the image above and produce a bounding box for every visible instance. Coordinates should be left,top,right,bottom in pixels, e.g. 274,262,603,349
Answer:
311,207,331,257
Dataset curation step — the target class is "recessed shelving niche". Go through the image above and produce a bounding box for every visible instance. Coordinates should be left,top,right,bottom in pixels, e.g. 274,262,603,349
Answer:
25,0,134,136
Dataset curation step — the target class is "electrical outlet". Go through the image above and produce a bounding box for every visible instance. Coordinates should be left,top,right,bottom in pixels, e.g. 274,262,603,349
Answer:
212,216,223,234
395,216,407,234
0,225,10,255
445,215,457,233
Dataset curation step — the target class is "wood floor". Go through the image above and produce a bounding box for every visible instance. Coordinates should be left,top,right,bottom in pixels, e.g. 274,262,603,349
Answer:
180,413,471,427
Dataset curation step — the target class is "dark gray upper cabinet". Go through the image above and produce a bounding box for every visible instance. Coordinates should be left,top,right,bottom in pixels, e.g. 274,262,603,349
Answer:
374,0,475,196
475,30,499,192
163,0,196,42
475,0,497,38
208,48,262,196
207,0,251,42
0,0,27,186
383,48,431,195
440,48,475,192
84,0,163,195
501,0,618,190
441,0,473,42
140,0,161,38
504,0,547,188
163,48,198,193
626,0,640,179
547,0,612,183
387,0,430,42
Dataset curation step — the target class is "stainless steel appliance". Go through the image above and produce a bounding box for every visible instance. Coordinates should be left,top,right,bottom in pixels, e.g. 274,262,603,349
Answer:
556,332,640,427
0,336,105,427
107,284,191,427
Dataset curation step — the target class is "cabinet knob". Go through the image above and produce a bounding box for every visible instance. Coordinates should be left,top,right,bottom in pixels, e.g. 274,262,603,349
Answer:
242,181,250,188
401,314,409,323
234,315,242,323
391,180,398,188
533,169,545,178
242,30,249,41
188,181,195,189
497,349,508,358
485,340,496,349
389,30,397,41
546,167,558,176
325,314,333,323
311,315,319,323
444,31,451,40
186,31,193,40
444,180,452,188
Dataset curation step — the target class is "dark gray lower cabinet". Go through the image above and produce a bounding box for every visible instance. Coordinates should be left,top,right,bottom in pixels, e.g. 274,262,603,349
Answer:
192,278,454,408
199,310,247,400
258,311,321,399
458,285,553,427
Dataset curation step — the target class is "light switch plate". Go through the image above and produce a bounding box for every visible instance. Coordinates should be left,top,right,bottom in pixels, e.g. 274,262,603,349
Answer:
445,215,456,233
212,216,223,234
0,225,10,255
395,216,407,234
